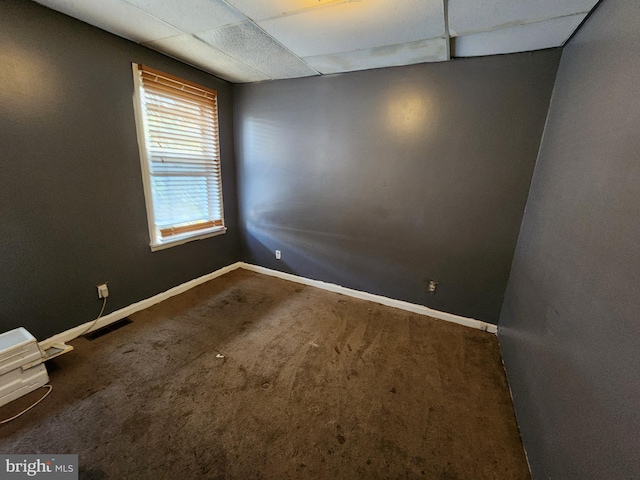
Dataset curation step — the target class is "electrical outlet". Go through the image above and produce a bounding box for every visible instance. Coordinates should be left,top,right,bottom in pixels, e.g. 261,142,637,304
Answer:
427,280,438,294
275,250,281,260
97,283,109,299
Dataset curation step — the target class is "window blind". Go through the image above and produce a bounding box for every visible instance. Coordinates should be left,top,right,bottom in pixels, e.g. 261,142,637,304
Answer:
135,64,224,244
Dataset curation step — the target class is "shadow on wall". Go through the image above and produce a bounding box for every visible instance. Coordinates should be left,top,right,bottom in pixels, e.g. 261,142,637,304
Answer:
244,216,390,291
243,207,467,314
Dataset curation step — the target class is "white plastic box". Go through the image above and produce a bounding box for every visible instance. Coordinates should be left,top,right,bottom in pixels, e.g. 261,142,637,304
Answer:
0,328,48,407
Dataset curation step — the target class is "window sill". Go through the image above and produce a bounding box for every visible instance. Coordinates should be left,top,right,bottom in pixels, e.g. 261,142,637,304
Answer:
150,226,227,252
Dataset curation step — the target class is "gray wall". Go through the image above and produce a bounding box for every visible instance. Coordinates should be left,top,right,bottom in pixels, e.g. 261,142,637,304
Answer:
235,51,560,324
0,0,240,340
499,0,640,478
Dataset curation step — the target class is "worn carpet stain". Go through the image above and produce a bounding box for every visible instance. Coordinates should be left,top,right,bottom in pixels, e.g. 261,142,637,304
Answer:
0,269,530,479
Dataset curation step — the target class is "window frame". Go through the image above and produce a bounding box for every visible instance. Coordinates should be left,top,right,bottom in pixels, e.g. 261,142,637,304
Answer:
131,63,226,251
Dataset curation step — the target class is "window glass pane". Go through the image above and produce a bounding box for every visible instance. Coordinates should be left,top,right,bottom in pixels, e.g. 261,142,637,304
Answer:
133,64,225,248
151,176,213,228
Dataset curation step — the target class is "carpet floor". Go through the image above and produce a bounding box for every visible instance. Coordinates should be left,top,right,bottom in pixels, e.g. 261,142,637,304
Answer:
0,269,530,479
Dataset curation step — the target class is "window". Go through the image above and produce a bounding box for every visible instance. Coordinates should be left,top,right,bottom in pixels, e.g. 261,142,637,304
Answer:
132,63,225,251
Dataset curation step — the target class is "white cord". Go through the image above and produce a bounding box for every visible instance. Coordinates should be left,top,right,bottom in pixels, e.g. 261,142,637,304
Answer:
75,296,108,339
0,298,106,424
0,385,53,425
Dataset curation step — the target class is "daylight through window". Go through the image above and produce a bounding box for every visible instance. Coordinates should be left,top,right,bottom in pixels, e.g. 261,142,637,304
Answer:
132,63,225,251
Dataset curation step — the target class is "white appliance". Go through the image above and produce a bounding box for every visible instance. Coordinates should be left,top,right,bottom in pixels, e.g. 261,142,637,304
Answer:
0,328,49,408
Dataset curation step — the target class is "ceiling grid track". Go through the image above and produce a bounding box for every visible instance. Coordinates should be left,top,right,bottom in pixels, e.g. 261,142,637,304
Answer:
443,0,451,61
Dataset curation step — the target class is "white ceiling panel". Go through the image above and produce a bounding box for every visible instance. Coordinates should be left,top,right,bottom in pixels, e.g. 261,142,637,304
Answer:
449,0,598,36
304,38,448,74
145,35,269,83
34,0,181,43
32,0,600,82
224,0,363,22
454,14,587,58
124,0,245,34
196,22,319,80
257,0,445,58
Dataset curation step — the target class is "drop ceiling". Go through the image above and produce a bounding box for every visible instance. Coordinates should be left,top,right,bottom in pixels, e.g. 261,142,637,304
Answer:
33,0,599,83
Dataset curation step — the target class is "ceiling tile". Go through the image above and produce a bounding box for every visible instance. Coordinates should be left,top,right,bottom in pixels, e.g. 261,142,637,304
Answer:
257,0,445,58
123,0,246,34
34,0,181,43
453,14,588,58
225,0,365,22
304,38,448,74
449,0,598,36
196,22,319,80
145,35,270,83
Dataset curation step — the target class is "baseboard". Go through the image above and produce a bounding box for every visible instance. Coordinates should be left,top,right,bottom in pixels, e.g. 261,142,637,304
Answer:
39,260,495,350
238,263,497,334
38,262,243,350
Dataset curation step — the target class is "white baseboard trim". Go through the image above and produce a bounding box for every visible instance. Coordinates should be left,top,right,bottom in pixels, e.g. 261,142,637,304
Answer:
38,262,242,350
238,263,497,334
39,260,495,350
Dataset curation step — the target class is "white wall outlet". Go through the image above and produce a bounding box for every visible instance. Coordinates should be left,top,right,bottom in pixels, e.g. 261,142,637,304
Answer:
275,250,281,260
97,283,109,299
427,280,438,294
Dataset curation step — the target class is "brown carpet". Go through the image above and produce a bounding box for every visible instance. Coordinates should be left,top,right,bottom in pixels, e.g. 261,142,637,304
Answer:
0,269,530,479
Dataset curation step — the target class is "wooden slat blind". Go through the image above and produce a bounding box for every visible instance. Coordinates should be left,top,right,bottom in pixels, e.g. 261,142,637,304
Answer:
135,64,224,243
